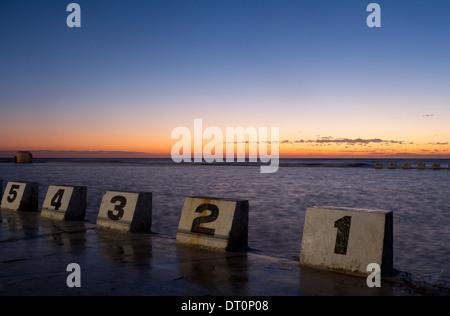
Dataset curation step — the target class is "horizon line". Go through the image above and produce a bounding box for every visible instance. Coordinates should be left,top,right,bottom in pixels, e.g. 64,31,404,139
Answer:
1,150,450,160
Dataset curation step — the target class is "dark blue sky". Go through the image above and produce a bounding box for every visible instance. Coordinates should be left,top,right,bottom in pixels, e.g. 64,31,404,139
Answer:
2,0,448,99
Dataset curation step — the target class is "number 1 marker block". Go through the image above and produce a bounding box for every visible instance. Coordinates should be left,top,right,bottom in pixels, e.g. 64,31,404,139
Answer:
0,181,38,212
97,191,152,233
300,206,393,276
176,197,249,251
41,185,87,221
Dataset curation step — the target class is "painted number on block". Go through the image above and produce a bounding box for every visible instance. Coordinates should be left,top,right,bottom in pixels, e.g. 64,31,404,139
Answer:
334,216,351,255
107,196,127,221
50,189,65,210
190,204,219,236
7,184,21,203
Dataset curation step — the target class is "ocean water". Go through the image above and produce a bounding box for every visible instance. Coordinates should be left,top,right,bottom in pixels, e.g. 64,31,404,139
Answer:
0,158,449,291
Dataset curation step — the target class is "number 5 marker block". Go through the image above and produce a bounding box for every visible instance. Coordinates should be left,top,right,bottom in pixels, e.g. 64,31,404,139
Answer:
41,185,87,221
300,206,393,276
0,181,39,212
97,191,152,233
176,197,249,251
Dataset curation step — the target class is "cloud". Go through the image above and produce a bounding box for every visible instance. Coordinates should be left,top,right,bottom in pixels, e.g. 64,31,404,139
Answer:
281,137,405,145
428,142,449,145
390,152,450,158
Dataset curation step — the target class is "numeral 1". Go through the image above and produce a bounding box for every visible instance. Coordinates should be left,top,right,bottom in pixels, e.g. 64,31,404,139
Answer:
334,216,351,255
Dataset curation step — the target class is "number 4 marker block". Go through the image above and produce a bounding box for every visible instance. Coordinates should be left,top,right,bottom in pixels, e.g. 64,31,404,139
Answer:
41,185,87,221
97,191,152,233
176,197,249,251
0,181,39,212
300,206,393,276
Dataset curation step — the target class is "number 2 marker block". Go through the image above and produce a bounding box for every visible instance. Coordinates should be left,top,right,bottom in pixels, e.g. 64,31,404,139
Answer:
176,197,249,251
96,191,152,232
41,185,87,221
300,206,393,276
0,181,38,212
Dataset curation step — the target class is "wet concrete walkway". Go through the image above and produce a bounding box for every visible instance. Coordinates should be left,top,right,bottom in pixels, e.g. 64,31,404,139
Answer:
0,210,429,296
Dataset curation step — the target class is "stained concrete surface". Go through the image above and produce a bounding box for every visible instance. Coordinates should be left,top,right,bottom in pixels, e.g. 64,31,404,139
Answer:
0,210,436,296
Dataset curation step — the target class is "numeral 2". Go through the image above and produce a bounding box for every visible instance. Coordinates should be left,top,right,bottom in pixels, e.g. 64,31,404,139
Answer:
334,216,351,255
191,204,219,236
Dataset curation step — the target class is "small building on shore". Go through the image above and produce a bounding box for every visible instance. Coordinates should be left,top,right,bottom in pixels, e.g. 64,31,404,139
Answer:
14,151,33,164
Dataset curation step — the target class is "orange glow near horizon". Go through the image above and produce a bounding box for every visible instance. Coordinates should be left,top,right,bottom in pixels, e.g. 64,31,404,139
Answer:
1,114,449,159
1,127,450,159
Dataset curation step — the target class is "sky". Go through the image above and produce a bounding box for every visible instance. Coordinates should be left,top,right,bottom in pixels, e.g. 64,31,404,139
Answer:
1,0,449,158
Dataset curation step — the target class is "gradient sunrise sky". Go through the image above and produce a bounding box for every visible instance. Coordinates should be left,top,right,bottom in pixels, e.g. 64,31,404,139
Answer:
1,0,449,158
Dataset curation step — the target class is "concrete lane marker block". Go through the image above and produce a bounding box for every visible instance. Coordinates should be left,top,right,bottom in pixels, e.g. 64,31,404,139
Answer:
0,181,39,212
96,191,152,232
432,163,441,170
41,185,87,221
388,162,396,169
300,206,393,276
176,197,249,251
417,163,426,169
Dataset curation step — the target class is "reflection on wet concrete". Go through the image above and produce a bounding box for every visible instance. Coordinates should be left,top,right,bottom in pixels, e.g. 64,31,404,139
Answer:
299,266,413,296
0,209,43,239
175,244,249,295
0,210,435,296
96,228,152,267
40,218,88,255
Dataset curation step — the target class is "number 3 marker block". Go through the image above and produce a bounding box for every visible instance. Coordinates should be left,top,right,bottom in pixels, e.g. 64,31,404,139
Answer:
41,185,87,221
97,191,152,233
0,181,38,212
176,197,249,251
300,206,393,276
